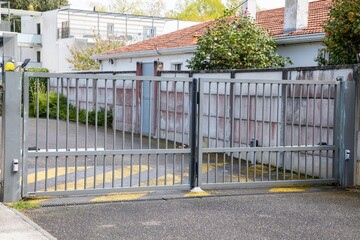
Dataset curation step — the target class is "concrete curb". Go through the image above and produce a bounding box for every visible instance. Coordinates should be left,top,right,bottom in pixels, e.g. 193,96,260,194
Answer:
9,207,57,240
0,203,56,240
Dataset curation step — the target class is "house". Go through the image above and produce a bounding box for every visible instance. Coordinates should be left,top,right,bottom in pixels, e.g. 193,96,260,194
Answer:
95,0,332,71
20,7,198,73
0,4,42,69
1,5,198,73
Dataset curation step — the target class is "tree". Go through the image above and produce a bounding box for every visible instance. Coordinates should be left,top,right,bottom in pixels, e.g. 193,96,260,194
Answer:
109,0,144,15
10,0,69,12
316,0,360,65
168,0,225,21
144,0,166,17
67,35,124,71
92,0,166,16
187,12,290,70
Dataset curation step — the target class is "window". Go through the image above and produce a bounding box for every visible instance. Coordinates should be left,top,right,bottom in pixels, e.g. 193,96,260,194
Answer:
37,23,41,34
37,51,41,63
107,23,114,36
143,26,156,39
173,63,182,71
60,21,69,38
172,63,182,71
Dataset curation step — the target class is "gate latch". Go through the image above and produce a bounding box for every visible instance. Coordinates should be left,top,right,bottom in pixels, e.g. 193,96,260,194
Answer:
345,150,350,161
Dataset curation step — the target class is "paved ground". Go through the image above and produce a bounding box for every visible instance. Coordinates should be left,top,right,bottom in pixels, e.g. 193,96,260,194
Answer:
24,188,360,240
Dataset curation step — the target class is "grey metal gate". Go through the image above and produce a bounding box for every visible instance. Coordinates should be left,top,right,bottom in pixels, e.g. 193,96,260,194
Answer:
22,72,194,197
195,77,348,189
15,72,355,198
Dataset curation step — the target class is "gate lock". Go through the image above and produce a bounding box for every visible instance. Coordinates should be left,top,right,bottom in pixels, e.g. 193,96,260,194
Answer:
13,159,19,172
345,150,350,161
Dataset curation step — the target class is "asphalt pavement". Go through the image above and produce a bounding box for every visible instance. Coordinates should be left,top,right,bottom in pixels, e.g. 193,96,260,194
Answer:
24,189,360,240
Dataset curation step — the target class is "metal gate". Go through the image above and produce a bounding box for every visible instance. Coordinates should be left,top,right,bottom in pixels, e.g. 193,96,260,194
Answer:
22,72,194,197
195,77,347,189
13,72,354,198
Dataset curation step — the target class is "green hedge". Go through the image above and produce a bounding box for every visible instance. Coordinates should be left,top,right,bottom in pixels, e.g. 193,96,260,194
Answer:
27,68,112,127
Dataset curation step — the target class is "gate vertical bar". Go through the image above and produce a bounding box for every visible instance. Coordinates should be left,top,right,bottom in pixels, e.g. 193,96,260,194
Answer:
197,78,203,188
1,72,22,202
190,78,198,189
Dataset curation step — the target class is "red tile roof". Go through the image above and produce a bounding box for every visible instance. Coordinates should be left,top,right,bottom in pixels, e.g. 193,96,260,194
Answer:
257,0,331,37
101,0,332,56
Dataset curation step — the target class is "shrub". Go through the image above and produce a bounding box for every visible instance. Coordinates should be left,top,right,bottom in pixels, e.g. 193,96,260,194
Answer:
29,90,113,127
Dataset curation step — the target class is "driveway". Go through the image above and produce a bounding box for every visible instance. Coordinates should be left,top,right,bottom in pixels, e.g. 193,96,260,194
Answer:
25,190,360,240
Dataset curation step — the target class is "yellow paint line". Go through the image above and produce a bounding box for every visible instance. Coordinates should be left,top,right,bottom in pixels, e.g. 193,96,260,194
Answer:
27,167,85,184
48,165,149,191
141,174,182,186
201,164,215,174
184,191,210,197
27,198,49,205
269,187,306,193
90,191,152,202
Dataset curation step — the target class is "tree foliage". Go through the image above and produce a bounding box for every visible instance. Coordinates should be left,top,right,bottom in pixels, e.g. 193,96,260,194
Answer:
91,0,166,16
187,12,290,71
168,0,225,21
10,0,69,11
67,35,124,71
316,0,360,65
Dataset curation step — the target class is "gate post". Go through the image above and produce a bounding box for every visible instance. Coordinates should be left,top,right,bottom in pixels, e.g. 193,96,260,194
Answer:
336,77,356,187
190,78,198,189
0,72,22,202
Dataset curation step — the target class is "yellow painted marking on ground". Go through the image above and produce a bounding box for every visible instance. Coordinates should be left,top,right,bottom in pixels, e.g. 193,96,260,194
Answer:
48,165,149,191
202,164,215,174
268,187,306,193
27,198,49,205
90,191,153,202
184,191,210,197
142,174,182,186
27,167,86,184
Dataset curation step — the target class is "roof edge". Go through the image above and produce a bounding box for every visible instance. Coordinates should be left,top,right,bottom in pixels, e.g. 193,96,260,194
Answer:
274,33,325,45
94,45,198,60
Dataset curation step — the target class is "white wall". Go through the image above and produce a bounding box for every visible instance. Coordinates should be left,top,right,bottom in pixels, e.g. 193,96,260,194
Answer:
0,33,18,62
101,52,194,72
40,10,59,72
101,41,324,72
277,42,323,67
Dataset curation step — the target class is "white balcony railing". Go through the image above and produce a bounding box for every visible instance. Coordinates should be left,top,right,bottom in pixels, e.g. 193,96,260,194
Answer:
27,61,42,68
17,33,42,47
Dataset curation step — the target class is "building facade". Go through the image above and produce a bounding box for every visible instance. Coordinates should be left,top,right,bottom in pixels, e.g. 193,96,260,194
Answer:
96,0,330,71
1,6,198,72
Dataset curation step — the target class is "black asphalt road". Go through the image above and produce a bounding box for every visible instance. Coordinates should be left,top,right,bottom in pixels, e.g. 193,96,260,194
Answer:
25,190,360,240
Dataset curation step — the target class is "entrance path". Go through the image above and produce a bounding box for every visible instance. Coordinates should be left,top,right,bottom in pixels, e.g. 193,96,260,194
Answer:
25,189,360,240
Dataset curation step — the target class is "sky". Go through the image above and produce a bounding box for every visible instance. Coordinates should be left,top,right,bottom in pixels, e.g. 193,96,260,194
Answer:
68,0,318,11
